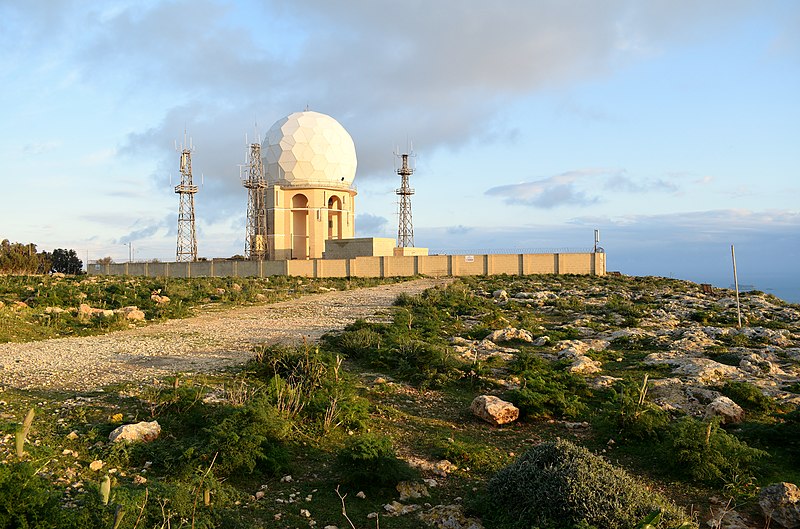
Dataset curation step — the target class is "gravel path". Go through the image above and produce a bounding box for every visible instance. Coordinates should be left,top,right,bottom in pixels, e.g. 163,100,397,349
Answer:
0,277,449,392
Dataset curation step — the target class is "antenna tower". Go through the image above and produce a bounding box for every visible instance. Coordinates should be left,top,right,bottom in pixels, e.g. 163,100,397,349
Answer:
395,152,415,247
241,134,268,260
175,134,198,262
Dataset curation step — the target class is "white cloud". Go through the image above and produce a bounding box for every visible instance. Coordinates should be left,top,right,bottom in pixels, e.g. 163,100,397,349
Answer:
485,168,681,208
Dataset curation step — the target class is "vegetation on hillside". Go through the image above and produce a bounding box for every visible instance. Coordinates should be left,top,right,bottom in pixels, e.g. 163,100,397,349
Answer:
0,273,798,528
0,274,395,343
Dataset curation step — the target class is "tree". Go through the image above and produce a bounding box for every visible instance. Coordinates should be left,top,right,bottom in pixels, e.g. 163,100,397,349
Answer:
0,239,49,274
96,256,114,265
50,248,83,274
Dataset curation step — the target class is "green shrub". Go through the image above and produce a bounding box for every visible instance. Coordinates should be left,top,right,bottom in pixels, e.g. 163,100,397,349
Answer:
336,433,414,486
481,439,690,529
599,379,670,442
336,326,382,358
662,417,767,485
505,354,588,420
205,396,291,477
720,381,776,413
433,437,510,473
0,462,66,528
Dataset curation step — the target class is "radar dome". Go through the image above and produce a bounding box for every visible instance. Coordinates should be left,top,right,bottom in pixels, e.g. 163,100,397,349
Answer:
262,111,357,188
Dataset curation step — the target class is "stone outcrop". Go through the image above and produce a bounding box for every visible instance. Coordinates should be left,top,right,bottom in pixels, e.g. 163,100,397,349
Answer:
554,340,607,375
418,504,485,529
150,291,170,304
486,327,533,343
644,354,740,385
705,396,746,424
116,306,145,321
109,421,161,443
759,482,800,528
492,290,508,301
397,481,430,501
470,395,519,426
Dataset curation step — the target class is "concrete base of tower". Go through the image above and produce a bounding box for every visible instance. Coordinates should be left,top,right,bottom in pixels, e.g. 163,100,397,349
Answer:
323,237,397,259
393,247,429,257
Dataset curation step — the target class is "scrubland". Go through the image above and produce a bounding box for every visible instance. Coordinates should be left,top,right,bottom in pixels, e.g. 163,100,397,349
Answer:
1,273,798,528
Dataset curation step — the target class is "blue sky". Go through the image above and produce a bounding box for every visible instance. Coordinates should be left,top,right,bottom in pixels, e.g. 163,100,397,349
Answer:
1,1,798,300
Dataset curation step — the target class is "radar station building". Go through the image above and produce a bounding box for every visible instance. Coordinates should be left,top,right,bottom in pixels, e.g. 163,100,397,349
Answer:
261,111,358,260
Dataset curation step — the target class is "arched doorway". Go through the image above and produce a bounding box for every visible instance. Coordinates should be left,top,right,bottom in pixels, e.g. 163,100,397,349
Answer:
291,194,309,259
327,195,342,240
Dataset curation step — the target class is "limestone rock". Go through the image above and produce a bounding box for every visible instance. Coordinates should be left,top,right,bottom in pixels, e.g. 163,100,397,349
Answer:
759,482,800,528
150,291,170,304
397,481,430,501
740,353,783,376
384,501,421,516
741,327,793,348
492,289,508,301
116,306,145,321
434,460,457,476
418,504,485,529
706,508,751,529
705,396,745,424
591,375,622,389
470,395,519,426
555,339,609,357
673,328,718,352
486,327,533,343
108,421,161,443
125,309,145,321
644,355,739,384
567,355,602,375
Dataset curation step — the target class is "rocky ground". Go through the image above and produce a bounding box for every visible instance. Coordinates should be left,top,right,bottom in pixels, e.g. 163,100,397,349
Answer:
2,275,799,529
475,282,800,414
0,277,450,391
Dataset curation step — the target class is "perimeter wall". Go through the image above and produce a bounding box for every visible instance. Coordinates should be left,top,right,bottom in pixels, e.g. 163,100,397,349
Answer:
89,252,606,278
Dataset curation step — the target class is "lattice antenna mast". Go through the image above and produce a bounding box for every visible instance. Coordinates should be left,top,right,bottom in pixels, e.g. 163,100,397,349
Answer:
175,132,198,262
395,151,416,247
241,131,268,260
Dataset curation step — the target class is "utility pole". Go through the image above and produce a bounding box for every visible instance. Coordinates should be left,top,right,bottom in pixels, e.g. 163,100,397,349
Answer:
731,244,742,328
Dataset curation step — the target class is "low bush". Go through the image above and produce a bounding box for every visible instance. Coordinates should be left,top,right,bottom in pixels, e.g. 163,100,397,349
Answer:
0,462,66,528
336,433,414,487
719,381,777,413
432,436,510,473
598,379,670,442
205,396,291,477
480,439,690,529
662,417,767,485
505,354,588,420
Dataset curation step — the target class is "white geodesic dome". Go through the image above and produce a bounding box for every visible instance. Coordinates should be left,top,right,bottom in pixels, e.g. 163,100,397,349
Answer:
262,111,357,188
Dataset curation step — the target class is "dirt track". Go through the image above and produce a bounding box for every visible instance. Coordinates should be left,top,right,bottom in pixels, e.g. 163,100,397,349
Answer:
0,278,449,392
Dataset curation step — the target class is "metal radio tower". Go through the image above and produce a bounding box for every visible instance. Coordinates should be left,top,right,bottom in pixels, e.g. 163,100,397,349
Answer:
395,152,415,247
241,136,268,260
175,134,198,262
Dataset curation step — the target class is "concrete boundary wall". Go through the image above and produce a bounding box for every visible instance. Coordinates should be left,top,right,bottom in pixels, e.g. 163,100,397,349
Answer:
89,252,606,279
